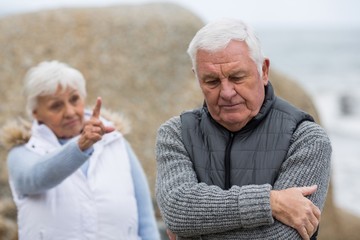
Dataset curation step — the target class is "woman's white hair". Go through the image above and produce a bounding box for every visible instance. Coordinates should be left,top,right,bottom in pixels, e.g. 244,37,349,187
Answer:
187,18,265,76
23,60,86,117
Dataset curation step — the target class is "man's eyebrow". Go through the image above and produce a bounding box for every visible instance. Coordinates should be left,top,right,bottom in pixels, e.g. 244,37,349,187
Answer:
229,70,247,76
202,73,218,79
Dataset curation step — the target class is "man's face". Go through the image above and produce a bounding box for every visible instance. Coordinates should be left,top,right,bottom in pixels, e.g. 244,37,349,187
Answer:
195,40,269,132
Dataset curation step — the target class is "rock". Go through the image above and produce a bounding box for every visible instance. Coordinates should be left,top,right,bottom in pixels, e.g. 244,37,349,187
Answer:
0,3,358,239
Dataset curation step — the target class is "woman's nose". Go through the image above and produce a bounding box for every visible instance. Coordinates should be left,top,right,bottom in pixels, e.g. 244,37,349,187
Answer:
64,104,76,116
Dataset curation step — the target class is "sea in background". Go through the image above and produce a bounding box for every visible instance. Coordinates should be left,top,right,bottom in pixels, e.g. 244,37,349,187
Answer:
258,28,360,216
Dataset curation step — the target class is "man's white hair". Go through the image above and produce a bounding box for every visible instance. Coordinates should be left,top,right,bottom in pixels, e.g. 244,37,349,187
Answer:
23,60,86,117
187,18,265,76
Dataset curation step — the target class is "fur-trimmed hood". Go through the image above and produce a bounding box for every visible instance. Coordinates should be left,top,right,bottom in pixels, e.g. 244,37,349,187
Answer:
0,108,130,150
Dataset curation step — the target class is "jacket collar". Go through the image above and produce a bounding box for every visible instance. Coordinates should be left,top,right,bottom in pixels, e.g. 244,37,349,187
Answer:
203,81,276,133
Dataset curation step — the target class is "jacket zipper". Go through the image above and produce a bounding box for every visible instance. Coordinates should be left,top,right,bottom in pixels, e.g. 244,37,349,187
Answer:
224,132,235,190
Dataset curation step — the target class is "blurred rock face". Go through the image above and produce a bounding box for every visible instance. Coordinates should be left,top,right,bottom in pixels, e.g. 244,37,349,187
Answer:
0,3,358,240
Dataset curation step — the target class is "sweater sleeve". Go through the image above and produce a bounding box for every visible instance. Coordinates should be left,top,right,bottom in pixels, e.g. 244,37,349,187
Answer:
155,116,274,237
275,120,332,207
7,139,89,196
125,140,160,240
240,120,332,240
156,118,332,239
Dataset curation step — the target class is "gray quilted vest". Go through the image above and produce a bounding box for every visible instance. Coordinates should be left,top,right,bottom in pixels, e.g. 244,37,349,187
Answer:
181,82,314,190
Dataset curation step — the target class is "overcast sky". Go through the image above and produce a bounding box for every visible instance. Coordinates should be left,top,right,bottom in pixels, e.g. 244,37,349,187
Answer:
1,0,359,29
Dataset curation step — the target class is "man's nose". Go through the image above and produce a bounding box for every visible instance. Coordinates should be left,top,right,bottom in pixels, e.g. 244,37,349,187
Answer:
220,80,236,100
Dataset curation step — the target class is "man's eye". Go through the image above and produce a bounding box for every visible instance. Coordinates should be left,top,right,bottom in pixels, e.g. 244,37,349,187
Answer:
230,76,244,82
205,79,219,85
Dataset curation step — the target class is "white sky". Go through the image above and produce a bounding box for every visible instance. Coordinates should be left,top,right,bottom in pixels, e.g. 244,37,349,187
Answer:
1,0,359,29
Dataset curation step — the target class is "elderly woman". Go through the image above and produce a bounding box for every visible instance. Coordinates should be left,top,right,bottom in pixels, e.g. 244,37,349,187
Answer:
3,60,160,240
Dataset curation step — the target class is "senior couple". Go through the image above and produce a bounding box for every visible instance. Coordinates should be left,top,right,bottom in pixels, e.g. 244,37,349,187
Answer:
2,18,331,240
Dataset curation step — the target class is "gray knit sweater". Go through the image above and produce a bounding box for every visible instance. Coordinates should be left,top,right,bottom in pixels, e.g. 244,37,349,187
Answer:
155,116,332,239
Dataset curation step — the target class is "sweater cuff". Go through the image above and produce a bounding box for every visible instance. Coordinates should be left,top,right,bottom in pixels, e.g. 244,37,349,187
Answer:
238,184,274,228
82,146,94,156
66,138,92,161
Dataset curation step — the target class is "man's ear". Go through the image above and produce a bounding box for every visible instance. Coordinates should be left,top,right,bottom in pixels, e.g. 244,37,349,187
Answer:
262,58,270,85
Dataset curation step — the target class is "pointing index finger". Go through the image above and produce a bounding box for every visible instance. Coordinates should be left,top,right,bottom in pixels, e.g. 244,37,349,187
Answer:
92,97,102,118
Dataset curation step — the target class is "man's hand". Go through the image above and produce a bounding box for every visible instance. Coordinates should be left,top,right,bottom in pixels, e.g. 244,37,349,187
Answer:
78,97,115,150
270,185,320,240
166,229,176,240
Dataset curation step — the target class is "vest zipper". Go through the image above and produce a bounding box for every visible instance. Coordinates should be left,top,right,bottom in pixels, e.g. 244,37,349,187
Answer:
224,132,235,190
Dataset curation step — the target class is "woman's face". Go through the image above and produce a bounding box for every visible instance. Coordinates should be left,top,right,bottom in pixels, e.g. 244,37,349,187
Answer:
33,86,85,138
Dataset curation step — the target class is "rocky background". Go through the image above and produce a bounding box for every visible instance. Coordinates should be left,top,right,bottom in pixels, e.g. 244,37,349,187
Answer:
0,3,359,239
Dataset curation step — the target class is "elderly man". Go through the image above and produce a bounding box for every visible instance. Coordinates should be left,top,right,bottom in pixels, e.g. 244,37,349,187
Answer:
155,18,331,240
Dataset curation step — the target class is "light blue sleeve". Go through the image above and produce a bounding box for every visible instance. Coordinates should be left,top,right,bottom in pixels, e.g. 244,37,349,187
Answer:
7,139,89,196
125,140,160,240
